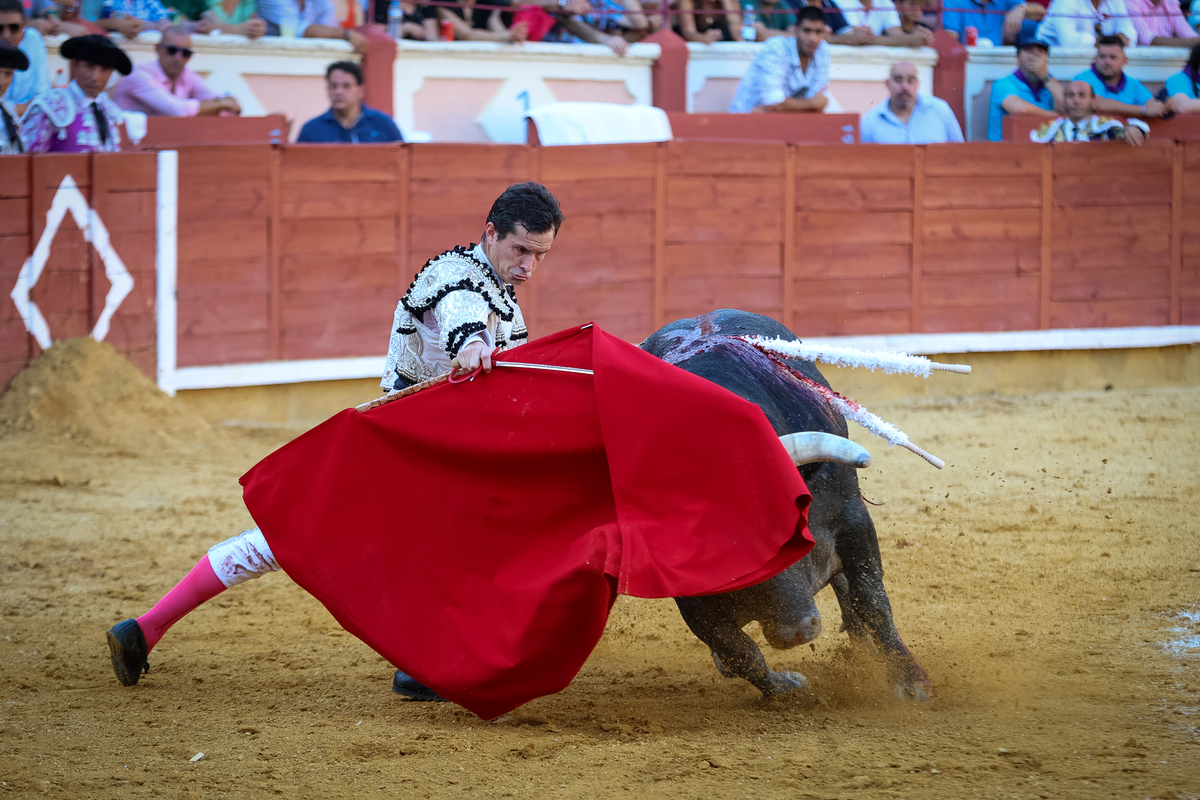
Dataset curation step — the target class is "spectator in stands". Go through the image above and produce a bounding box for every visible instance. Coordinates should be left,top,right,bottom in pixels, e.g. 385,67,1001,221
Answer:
941,0,1030,46
861,61,964,142
729,5,830,112
1125,0,1199,46
830,0,931,44
1035,0,1135,48
297,60,403,142
791,0,865,44
893,0,936,45
677,0,743,43
1030,80,1148,143
21,34,131,153
112,25,242,116
1164,41,1200,113
0,0,49,107
175,0,267,38
258,0,369,53
987,29,1062,140
397,2,438,40
437,0,529,44
98,0,175,39
26,0,95,37
746,0,796,39
550,0,650,52
0,41,28,153
1075,35,1167,118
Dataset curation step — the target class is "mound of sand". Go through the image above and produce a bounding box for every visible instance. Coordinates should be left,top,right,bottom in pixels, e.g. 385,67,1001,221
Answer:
0,337,215,451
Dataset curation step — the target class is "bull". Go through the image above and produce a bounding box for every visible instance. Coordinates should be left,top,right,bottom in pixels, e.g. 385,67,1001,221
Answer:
640,309,930,701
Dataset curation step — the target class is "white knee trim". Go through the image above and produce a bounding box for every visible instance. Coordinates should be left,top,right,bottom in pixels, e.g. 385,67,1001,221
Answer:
207,527,281,588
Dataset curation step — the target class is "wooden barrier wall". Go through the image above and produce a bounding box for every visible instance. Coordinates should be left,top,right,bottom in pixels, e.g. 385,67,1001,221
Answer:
0,153,157,389
2,141,1198,386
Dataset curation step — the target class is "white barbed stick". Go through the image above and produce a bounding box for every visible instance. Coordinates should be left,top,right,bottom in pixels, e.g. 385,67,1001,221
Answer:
739,336,972,378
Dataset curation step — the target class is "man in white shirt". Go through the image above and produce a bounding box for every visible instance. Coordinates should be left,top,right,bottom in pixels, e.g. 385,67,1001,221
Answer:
1035,0,1137,48
729,5,832,113
861,61,965,143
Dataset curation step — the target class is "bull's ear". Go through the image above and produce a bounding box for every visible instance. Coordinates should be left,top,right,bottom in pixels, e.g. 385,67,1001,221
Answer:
779,432,871,469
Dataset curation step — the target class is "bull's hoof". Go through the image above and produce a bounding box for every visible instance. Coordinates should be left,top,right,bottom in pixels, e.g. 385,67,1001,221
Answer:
894,676,932,702
764,670,809,696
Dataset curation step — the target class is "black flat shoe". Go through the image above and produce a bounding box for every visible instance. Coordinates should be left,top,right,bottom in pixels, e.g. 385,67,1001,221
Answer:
391,670,447,702
106,619,149,686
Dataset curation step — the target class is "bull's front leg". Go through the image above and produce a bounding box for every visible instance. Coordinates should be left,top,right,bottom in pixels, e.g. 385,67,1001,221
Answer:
833,506,931,701
674,596,808,697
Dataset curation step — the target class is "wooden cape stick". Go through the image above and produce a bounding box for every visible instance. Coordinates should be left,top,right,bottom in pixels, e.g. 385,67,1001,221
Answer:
355,374,449,413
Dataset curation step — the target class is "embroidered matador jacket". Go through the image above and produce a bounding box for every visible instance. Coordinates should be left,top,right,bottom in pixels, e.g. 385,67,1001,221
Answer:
381,243,528,389
21,81,124,153
1029,114,1149,143
0,97,22,154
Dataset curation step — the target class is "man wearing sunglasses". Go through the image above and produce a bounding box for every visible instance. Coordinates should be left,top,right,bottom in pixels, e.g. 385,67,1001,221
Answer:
112,26,241,117
0,0,50,108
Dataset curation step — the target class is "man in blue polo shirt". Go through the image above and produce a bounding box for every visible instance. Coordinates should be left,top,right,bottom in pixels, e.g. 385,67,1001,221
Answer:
861,62,965,143
297,61,403,144
987,29,1063,141
941,0,1030,46
1074,36,1166,120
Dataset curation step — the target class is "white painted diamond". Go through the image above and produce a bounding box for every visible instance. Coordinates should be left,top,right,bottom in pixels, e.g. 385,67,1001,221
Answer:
9,174,134,350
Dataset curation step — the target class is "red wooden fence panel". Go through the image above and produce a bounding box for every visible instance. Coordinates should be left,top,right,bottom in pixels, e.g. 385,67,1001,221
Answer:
1182,141,1200,325
1049,141,1174,329
176,145,272,367
0,156,31,389
537,143,658,343
794,145,914,336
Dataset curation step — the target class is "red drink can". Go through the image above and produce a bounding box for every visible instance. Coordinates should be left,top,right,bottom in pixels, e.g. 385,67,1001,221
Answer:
440,18,455,41
965,25,978,46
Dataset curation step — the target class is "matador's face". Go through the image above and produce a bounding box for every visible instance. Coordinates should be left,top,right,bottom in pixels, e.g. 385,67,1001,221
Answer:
483,222,554,286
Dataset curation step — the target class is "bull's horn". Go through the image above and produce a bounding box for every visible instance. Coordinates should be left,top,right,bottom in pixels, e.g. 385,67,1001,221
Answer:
779,432,871,469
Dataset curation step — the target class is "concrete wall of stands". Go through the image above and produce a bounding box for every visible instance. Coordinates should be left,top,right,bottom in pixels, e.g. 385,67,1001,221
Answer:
2,140,1199,393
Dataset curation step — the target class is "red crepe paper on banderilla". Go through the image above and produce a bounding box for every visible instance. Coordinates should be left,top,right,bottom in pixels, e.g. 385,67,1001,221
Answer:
240,324,813,720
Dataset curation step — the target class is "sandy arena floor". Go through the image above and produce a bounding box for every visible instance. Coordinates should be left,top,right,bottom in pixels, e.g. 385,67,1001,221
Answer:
1,343,1198,800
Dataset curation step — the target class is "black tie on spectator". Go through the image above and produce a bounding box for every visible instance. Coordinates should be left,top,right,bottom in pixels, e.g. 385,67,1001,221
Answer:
1,103,20,153
91,101,109,145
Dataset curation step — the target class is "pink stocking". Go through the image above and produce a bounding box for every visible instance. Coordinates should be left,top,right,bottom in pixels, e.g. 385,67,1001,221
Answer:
136,557,226,652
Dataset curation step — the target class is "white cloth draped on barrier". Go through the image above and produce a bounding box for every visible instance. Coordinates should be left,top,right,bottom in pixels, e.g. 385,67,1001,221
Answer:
526,102,673,146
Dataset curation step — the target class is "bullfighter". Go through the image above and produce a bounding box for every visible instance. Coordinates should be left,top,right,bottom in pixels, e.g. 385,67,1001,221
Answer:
0,41,27,154
106,182,562,702
21,34,131,154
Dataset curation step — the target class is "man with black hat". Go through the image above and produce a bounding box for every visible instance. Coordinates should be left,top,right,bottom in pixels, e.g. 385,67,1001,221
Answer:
21,34,132,153
0,40,28,154
986,28,1063,141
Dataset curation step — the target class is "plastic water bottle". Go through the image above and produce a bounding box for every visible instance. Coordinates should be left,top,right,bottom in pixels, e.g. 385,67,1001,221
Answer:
387,0,402,39
741,3,757,41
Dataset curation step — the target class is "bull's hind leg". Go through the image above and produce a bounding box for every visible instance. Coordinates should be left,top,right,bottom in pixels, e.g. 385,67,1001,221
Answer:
832,504,931,701
675,596,808,697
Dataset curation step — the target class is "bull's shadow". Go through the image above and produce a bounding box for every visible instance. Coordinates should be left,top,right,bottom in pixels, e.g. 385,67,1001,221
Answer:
640,309,930,702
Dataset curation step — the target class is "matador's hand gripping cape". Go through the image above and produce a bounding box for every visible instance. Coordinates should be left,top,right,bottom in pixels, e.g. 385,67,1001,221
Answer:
240,324,813,719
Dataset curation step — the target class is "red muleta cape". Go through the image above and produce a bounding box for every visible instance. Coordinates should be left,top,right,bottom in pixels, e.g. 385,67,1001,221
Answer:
240,324,812,719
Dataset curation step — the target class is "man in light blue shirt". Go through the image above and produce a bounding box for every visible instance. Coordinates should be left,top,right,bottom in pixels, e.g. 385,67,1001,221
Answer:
1074,35,1166,120
941,0,1028,46
987,29,1062,141
861,62,965,144
729,6,831,114
0,0,49,105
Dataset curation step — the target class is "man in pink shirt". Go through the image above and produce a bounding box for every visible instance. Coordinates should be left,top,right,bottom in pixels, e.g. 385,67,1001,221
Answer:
1125,0,1199,47
112,26,241,117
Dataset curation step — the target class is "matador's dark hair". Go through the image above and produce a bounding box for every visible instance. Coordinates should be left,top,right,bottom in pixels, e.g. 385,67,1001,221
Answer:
486,182,565,239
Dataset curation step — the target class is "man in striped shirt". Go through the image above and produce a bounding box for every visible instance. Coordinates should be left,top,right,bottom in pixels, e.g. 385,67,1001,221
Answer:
1125,0,1198,47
